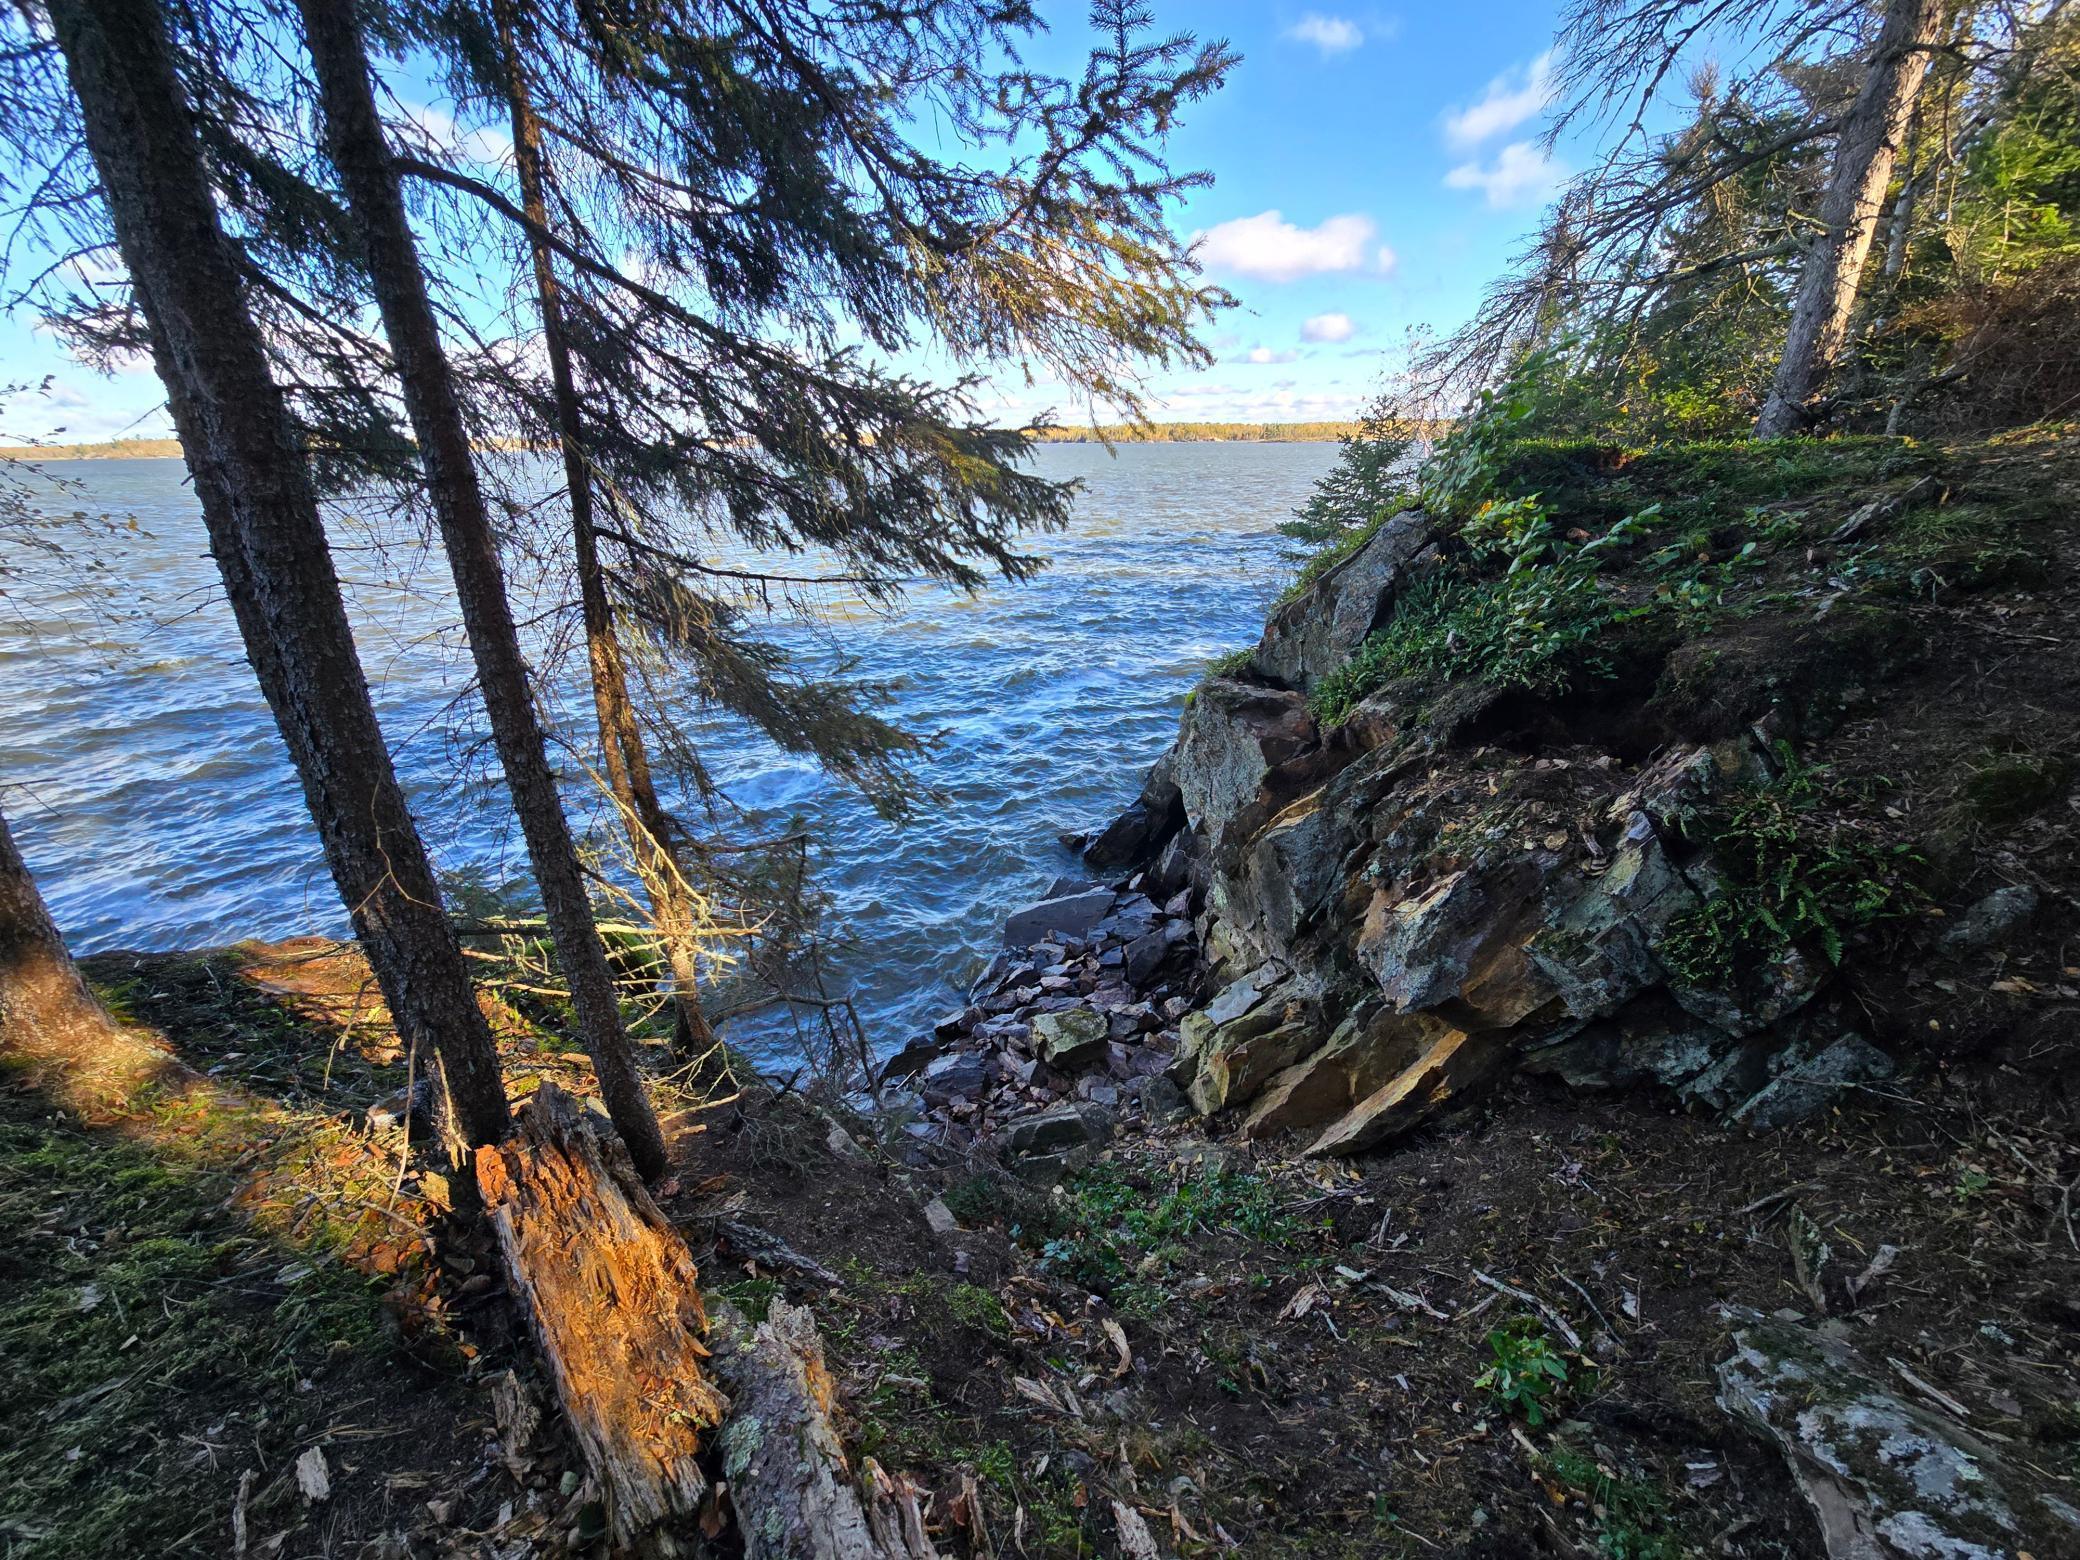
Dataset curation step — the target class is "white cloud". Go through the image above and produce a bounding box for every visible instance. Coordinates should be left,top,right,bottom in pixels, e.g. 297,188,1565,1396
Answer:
1194,210,1385,284
1245,346,1300,365
398,101,514,169
1376,245,1399,274
1301,312,1356,344
1444,141,1566,209
1442,52,1554,149
1284,13,1363,56
1145,379,1369,422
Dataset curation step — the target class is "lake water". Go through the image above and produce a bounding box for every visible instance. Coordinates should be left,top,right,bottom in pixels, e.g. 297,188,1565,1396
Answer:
0,442,1336,1058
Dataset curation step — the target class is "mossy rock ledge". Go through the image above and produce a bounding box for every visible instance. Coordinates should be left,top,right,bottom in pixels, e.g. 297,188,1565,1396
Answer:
1080,441,2078,1156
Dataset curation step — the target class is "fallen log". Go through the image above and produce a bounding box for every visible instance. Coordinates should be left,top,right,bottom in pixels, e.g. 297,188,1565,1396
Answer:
708,1297,940,1558
475,1082,728,1554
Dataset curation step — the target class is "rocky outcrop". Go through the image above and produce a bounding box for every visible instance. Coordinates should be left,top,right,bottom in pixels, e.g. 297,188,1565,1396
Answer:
1251,509,1433,692
1173,680,1322,870
1081,750,1183,876
1081,509,1903,1154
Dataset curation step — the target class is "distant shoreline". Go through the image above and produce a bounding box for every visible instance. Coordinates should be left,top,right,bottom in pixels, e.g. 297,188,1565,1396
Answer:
0,437,183,461
1025,420,1364,444
0,422,1387,462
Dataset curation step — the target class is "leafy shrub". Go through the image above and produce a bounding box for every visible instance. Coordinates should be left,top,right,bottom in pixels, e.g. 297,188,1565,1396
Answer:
1309,565,1616,725
1660,750,1923,989
1475,1315,1572,1425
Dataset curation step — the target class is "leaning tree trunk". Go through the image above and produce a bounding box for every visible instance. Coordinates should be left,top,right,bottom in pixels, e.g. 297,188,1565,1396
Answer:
492,0,719,1065
1755,0,1945,438
298,0,667,1177
45,0,511,1148
0,804,125,1059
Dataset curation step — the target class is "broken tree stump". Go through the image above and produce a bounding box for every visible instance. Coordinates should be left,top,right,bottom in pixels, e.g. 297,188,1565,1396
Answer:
707,1297,940,1558
475,1082,727,1553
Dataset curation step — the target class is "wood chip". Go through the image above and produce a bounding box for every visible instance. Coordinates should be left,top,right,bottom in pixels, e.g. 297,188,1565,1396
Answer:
294,1446,330,1503
1111,1499,1163,1560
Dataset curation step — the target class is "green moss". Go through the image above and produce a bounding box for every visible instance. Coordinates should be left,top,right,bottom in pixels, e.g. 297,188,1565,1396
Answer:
0,1073,395,1558
1959,752,2074,826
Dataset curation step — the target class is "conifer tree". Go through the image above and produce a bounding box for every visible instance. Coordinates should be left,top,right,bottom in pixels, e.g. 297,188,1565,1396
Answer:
296,0,669,1177
7,0,514,1147
385,0,1237,1045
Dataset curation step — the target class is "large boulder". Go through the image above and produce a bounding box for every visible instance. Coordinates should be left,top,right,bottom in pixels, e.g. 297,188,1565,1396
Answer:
998,1101,1115,1183
1083,751,1184,876
1002,888,1115,947
1030,1007,1110,1070
1173,680,1320,870
1305,1027,1504,1156
1252,510,1434,693
1242,1004,1458,1138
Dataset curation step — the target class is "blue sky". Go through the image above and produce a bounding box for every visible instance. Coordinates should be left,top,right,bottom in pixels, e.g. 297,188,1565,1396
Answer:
2,0,1578,440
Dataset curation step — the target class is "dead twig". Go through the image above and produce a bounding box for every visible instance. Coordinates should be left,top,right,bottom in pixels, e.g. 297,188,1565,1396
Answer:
1471,1270,1583,1351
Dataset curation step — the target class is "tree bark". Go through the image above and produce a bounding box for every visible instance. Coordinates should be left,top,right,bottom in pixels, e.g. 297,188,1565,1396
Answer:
297,0,667,1176
1755,0,1945,438
44,0,511,1148
491,1,719,1065
706,1298,942,1559
474,1082,727,1553
0,804,124,1060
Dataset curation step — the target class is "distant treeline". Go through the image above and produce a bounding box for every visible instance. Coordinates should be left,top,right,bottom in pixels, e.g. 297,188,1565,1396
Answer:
0,437,182,461
1026,420,1370,444
7,424,1452,459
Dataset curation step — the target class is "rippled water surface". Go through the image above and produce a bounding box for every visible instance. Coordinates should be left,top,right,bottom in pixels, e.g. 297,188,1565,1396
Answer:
0,442,1334,1056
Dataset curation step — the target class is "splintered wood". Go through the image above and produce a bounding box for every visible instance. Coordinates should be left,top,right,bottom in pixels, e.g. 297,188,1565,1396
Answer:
475,1082,727,1552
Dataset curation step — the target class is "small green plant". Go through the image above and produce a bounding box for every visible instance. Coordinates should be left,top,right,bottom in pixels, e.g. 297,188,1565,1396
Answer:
1660,748,1923,990
1207,645,1255,677
945,1282,1010,1337
1475,1315,1571,1425
717,1275,783,1322
1030,1159,1320,1294
1541,1447,1684,1560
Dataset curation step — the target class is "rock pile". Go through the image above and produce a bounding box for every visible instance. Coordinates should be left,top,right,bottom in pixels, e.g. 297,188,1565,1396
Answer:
878,876,1204,1179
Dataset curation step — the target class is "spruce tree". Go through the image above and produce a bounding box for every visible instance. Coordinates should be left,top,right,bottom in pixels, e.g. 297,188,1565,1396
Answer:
296,0,669,1177
11,0,514,1147
380,0,1235,1042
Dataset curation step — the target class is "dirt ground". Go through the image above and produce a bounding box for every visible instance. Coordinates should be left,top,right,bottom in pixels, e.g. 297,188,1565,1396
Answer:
12,932,2075,1558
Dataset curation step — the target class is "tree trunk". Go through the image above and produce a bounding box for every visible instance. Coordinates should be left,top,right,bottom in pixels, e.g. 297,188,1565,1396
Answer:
491,1,719,1065
706,1298,942,1559
474,1082,727,1553
1755,0,1945,438
44,0,511,1148
0,804,124,1059
297,0,667,1177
